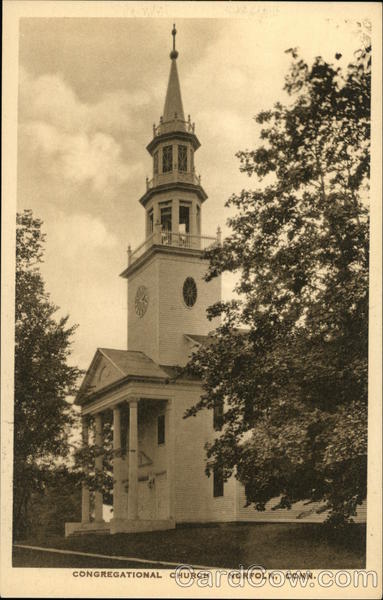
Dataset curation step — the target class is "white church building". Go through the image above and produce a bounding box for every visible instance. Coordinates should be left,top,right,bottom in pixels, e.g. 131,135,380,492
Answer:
66,27,365,536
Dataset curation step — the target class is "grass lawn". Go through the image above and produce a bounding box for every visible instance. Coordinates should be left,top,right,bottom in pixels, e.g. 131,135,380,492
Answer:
13,522,366,569
12,546,162,569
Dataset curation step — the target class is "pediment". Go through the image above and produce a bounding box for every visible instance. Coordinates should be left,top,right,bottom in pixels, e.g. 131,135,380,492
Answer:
77,349,126,400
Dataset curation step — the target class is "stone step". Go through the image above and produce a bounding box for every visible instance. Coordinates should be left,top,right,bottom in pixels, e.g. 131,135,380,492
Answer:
70,528,111,536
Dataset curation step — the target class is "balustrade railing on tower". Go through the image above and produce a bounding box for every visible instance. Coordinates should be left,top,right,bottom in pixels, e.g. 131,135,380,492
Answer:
153,115,195,137
128,230,217,265
146,170,201,191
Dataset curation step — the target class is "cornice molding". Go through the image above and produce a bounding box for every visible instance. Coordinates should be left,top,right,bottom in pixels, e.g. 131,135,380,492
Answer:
120,243,206,279
146,130,200,155
139,180,208,208
78,369,202,409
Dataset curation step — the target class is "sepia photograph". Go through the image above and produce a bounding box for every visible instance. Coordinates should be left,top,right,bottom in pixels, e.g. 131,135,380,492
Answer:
1,1,382,598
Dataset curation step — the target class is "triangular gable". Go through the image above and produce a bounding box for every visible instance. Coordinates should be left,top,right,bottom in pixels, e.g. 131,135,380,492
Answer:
76,349,126,402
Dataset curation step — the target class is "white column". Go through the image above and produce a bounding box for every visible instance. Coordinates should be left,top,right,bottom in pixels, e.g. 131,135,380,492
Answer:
113,405,123,520
121,415,129,519
127,400,139,520
172,198,179,238
81,416,90,524
165,400,175,520
153,202,160,231
94,413,104,522
154,219,161,245
190,200,197,242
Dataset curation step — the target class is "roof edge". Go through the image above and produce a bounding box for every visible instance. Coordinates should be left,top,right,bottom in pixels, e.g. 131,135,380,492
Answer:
120,244,206,279
147,130,200,155
139,180,207,208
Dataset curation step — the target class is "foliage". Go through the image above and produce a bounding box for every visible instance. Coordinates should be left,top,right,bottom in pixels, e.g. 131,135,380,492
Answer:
26,467,82,538
185,47,370,524
73,412,115,507
14,210,82,538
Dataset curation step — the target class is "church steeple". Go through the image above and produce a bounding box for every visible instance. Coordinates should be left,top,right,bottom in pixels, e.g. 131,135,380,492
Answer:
121,25,221,367
163,25,185,126
139,24,207,224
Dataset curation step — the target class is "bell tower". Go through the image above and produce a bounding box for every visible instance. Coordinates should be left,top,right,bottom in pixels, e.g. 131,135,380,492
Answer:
121,26,221,366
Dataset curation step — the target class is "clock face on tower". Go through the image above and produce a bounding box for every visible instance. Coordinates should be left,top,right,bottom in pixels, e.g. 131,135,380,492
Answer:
183,277,197,307
135,286,149,317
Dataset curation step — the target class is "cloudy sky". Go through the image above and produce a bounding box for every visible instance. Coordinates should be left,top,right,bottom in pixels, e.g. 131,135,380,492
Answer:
16,3,372,372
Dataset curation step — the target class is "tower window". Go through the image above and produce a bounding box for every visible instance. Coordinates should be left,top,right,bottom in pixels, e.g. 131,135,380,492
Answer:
148,208,154,234
196,204,201,234
179,204,190,234
160,204,172,232
157,414,165,445
213,466,224,497
178,145,187,171
162,145,173,173
153,151,159,175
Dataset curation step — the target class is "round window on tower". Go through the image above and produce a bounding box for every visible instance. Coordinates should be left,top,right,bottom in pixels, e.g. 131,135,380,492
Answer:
183,277,197,308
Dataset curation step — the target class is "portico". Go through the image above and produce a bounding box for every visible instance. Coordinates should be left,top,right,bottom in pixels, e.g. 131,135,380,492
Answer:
65,349,176,536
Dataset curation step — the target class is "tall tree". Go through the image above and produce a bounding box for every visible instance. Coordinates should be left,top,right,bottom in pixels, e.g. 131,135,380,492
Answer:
185,46,370,525
26,467,82,538
14,210,82,538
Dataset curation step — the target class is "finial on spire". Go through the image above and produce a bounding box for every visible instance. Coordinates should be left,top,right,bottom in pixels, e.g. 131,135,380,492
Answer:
170,23,179,59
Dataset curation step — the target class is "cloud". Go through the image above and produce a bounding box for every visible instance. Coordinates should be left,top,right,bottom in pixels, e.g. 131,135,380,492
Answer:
18,68,145,198
19,120,136,194
19,67,150,136
45,212,119,260
39,212,125,370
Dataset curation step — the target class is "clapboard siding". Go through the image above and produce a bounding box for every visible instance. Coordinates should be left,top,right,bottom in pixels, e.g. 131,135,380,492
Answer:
235,484,367,523
174,388,236,523
127,256,160,363
158,253,221,366
173,391,367,525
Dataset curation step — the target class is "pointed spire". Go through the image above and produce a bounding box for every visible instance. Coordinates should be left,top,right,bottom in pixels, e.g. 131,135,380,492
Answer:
162,24,185,126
